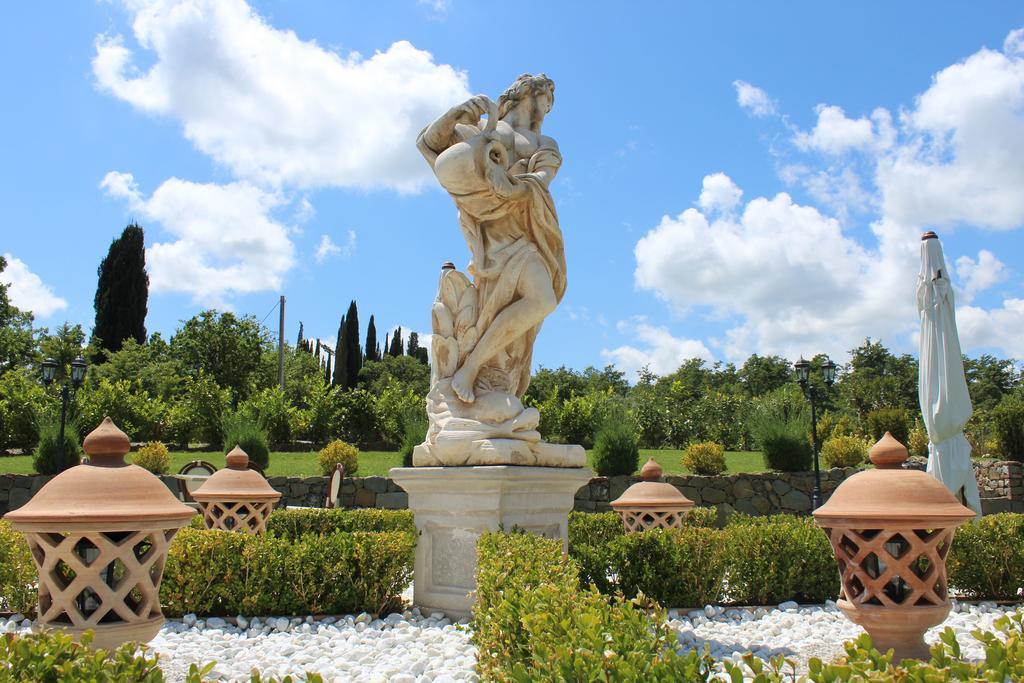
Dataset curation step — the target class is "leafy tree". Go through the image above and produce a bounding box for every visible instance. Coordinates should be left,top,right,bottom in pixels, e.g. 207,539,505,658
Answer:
92,223,148,362
525,366,589,403
0,255,36,375
738,354,792,397
406,331,428,364
38,322,87,383
359,355,431,396
389,327,404,357
837,338,918,420
89,335,180,400
963,354,1020,412
365,315,379,362
169,310,269,402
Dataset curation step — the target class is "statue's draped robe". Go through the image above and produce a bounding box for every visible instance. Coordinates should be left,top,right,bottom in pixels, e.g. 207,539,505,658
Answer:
450,147,566,397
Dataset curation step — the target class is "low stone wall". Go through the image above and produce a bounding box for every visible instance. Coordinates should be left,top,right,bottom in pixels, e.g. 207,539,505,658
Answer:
2,459,1022,516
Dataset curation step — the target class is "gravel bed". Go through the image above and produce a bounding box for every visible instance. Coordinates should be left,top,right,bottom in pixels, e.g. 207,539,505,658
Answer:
669,599,1021,674
2,600,1020,681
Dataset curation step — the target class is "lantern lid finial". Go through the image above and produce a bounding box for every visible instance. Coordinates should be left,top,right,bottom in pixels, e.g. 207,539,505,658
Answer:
870,431,908,469
640,457,663,481
82,417,131,466
225,446,249,470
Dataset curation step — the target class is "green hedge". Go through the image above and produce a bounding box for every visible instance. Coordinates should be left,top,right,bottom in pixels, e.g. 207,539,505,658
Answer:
0,520,36,614
947,513,1024,599
160,527,413,616
614,528,727,607
264,508,415,539
475,530,1024,682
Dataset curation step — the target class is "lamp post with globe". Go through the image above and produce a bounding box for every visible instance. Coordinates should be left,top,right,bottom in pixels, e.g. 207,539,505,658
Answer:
794,355,837,510
41,356,87,463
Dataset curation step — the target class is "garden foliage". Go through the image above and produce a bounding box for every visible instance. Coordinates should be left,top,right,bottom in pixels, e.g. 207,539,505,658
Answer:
865,406,911,444
0,520,35,614
819,435,868,469
992,390,1024,462
591,419,639,476
681,441,726,475
222,413,270,468
32,420,81,475
160,527,413,616
265,508,415,539
132,441,171,475
318,439,359,477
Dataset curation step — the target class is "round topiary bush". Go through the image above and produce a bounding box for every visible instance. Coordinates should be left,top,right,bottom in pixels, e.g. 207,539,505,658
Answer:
319,439,359,476
591,421,639,477
682,442,726,475
820,435,868,469
760,429,812,472
33,421,81,475
133,441,171,474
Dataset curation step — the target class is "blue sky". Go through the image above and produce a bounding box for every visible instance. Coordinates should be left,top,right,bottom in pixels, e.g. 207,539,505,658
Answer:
3,1,1024,379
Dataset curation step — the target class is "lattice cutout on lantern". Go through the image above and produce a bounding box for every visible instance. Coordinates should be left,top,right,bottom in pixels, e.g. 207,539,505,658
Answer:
618,509,685,532
824,527,954,609
199,501,274,534
25,529,177,629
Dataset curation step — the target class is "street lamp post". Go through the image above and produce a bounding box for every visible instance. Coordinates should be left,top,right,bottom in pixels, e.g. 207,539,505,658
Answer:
795,355,837,510
41,356,87,462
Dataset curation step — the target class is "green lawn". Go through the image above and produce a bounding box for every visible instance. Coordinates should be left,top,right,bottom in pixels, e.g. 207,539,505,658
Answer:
0,449,764,477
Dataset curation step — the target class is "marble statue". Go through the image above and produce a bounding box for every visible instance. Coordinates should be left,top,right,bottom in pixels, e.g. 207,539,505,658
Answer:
414,73,585,468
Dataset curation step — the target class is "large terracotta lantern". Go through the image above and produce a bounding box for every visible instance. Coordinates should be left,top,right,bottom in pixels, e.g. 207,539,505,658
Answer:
191,446,281,534
611,458,694,532
813,432,975,660
3,418,195,650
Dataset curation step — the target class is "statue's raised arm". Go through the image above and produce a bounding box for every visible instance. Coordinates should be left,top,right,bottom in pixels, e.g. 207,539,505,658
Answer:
413,73,584,468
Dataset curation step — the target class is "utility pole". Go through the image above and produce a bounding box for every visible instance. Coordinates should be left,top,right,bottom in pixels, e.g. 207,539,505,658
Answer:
278,295,286,390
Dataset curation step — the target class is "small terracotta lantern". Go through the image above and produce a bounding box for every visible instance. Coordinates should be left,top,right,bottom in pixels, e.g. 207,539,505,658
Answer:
3,418,195,650
192,446,281,534
813,432,975,660
610,458,694,532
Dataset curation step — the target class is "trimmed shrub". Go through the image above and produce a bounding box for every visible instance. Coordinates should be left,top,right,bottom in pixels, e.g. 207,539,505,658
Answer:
613,527,727,607
724,514,839,604
682,441,726,475
569,511,625,593
132,440,170,474
908,424,930,459
948,513,1024,600
0,520,36,614
759,427,813,472
820,435,868,469
400,418,427,468
591,420,639,476
0,629,179,680
865,406,911,445
223,413,270,469
266,508,415,539
993,391,1024,462
318,439,359,477
32,420,81,474
161,527,414,616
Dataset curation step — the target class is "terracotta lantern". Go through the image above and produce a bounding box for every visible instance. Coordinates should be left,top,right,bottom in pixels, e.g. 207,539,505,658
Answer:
3,418,195,650
813,432,975,660
192,446,281,534
610,458,694,532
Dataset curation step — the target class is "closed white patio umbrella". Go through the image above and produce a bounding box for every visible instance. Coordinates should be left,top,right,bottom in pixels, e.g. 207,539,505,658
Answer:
918,231,982,517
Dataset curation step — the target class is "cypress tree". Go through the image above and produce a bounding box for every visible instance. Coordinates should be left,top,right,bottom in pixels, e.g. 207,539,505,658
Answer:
333,315,347,388
296,322,304,349
365,315,379,362
407,331,420,358
389,327,404,357
343,300,361,389
92,223,149,362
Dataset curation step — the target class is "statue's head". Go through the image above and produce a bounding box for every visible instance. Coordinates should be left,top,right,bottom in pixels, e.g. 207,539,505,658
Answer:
498,73,555,121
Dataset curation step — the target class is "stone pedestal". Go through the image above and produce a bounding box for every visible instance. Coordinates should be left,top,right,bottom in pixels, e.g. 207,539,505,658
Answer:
389,465,592,619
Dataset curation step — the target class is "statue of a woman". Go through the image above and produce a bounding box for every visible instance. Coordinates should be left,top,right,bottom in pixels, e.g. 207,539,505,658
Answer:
414,74,585,468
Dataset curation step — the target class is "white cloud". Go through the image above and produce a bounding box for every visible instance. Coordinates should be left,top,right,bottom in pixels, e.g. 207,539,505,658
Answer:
93,0,471,192
0,254,68,317
602,318,713,378
697,172,742,214
315,230,356,263
956,299,1024,356
634,173,918,362
733,80,776,117
794,104,876,154
101,171,295,306
955,249,1008,303
877,38,1024,230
